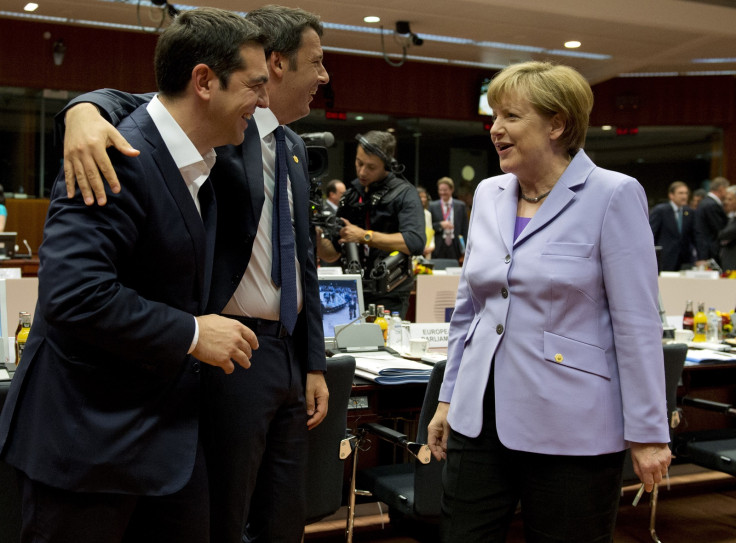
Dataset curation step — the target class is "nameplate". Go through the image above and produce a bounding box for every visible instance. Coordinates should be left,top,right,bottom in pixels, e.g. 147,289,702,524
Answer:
409,323,450,349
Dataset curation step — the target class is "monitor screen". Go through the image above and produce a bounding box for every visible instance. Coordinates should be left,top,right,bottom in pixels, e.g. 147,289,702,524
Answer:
478,76,493,116
0,232,17,259
318,273,365,338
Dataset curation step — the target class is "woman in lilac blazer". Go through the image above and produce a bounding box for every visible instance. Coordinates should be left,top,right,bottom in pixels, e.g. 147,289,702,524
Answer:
427,62,671,542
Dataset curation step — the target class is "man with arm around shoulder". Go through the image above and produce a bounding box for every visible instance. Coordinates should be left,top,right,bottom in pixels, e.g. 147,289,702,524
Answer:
0,8,266,543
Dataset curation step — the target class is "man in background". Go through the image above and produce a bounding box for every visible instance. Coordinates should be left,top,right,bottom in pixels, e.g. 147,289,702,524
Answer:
0,9,264,542
323,178,345,214
55,5,330,542
695,176,730,266
649,180,695,271
690,188,706,209
319,131,425,317
430,176,468,262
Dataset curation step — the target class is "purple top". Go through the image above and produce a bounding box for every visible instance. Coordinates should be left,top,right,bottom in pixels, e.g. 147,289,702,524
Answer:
514,216,532,241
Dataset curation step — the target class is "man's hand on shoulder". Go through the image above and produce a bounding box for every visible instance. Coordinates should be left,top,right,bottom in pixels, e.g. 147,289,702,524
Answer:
193,314,259,374
63,103,139,206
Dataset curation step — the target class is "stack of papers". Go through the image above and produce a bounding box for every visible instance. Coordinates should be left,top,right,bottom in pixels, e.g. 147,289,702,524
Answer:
685,348,736,366
352,351,433,384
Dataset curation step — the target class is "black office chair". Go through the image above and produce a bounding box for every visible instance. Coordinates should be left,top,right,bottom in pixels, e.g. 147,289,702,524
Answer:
304,355,357,526
620,342,687,543
675,383,736,477
347,360,446,542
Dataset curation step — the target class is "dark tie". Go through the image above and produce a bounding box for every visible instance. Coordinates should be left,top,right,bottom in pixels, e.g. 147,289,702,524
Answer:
271,126,297,334
676,207,683,233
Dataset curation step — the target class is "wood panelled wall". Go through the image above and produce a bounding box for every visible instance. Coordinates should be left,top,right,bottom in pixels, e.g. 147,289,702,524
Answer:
1,17,736,180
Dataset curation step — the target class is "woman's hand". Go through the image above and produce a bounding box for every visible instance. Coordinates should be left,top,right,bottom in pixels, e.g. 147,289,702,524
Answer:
630,442,672,492
427,401,451,461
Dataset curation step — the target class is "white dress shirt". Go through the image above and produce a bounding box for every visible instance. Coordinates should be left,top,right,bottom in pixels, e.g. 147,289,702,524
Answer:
222,107,303,320
146,95,217,352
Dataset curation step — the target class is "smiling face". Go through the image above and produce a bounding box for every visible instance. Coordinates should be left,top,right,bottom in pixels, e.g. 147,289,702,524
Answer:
274,27,329,125
209,43,269,147
489,92,564,185
438,183,453,202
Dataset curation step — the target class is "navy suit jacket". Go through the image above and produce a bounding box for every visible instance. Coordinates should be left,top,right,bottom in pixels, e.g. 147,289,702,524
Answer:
57,90,326,375
0,105,216,495
648,202,695,271
694,194,727,262
207,118,325,371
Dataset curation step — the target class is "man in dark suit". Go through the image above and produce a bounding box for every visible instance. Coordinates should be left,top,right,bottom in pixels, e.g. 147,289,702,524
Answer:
56,6,330,543
649,180,695,271
323,179,346,214
430,176,469,261
0,9,265,543
695,176,730,266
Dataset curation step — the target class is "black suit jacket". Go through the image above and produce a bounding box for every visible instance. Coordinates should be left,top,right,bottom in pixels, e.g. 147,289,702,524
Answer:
0,105,216,495
694,194,728,262
57,90,326,375
208,118,325,371
648,202,695,271
429,198,468,259
718,217,736,270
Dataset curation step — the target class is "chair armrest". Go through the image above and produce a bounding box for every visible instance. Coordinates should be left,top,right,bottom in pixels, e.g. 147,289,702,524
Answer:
681,396,736,418
359,422,432,464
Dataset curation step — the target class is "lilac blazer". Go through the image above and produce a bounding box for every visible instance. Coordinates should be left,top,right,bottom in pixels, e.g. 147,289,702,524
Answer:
439,150,670,455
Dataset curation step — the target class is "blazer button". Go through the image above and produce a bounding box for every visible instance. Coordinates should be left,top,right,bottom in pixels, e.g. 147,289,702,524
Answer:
554,353,564,363
192,361,201,373
504,254,511,264
496,324,504,335
501,287,508,298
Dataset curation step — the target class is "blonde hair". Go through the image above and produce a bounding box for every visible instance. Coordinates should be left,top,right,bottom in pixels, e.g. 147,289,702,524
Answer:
437,176,454,191
487,61,593,155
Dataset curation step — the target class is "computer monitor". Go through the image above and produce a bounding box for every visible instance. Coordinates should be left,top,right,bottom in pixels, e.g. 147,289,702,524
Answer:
0,232,17,259
318,273,365,339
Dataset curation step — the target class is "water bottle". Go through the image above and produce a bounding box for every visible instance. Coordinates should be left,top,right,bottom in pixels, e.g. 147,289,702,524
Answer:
707,307,721,343
389,311,402,350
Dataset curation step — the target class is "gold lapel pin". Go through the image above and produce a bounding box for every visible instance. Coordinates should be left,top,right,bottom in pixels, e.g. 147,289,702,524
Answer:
293,156,299,163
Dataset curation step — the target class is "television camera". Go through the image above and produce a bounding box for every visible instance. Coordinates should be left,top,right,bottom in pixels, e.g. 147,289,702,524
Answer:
300,132,413,295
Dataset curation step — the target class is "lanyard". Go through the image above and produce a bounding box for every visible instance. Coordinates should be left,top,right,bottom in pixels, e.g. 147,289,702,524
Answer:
442,200,452,222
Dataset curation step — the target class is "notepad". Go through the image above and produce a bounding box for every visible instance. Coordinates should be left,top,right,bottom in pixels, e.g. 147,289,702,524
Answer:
685,349,736,365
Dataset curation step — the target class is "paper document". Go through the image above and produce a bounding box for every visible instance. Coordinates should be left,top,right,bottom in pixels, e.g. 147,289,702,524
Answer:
354,355,433,384
685,349,736,365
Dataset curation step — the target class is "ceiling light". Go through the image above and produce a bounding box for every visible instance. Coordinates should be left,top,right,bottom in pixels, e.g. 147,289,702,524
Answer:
24,2,38,11
601,125,613,131
564,41,581,49
363,16,380,23
355,115,364,121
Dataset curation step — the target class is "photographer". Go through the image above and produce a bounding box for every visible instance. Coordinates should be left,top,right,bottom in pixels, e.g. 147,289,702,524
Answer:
319,131,425,317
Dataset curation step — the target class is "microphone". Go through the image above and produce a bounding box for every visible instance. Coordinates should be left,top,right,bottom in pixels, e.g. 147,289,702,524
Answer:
333,310,384,350
22,239,32,257
300,132,335,147
334,310,370,342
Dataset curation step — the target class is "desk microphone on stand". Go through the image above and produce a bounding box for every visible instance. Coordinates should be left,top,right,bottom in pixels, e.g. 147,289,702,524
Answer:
333,310,384,351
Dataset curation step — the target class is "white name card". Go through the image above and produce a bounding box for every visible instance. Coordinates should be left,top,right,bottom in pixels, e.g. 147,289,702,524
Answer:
409,323,450,349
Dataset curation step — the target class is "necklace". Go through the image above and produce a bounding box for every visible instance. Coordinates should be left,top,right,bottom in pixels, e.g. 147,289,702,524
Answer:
519,187,552,203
